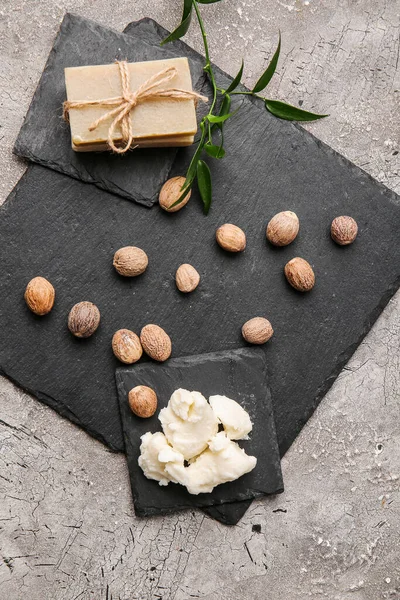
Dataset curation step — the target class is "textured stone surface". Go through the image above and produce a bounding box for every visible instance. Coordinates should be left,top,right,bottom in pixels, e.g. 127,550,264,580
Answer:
0,1,399,598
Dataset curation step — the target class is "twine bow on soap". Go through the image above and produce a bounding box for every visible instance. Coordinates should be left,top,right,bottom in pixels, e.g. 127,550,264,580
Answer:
63,61,207,154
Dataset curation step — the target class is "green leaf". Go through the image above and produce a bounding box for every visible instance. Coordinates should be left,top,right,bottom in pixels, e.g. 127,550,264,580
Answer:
207,109,237,124
204,143,225,159
252,32,281,93
161,0,193,44
184,123,207,184
181,0,193,19
197,160,212,214
265,99,329,121
168,122,207,209
168,181,194,210
161,12,192,44
225,60,244,94
219,94,231,116
211,94,231,132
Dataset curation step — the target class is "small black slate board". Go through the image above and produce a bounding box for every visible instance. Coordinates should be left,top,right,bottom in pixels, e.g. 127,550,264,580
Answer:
116,349,283,517
13,14,206,207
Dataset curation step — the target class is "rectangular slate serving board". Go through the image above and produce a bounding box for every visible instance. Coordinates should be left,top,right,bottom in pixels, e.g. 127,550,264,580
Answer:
116,349,283,517
13,13,206,207
1,156,399,454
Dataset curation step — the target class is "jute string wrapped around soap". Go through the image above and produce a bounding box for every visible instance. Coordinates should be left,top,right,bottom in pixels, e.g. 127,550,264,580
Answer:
63,61,207,154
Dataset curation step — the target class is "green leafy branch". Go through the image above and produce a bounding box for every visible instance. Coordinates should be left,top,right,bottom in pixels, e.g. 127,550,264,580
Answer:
162,0,328,214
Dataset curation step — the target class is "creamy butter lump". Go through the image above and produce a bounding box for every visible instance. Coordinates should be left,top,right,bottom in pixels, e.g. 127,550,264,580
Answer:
159,389,218,460
209,394,252,440
138,389,257,494
175,432,256,495
138,431,184,486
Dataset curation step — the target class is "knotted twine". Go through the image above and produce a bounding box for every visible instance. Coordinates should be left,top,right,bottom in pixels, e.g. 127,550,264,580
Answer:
63,61,207,154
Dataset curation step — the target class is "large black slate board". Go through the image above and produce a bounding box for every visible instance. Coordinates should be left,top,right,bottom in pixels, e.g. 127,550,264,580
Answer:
13,14,206,207
1,157,399,453
116,349,283,517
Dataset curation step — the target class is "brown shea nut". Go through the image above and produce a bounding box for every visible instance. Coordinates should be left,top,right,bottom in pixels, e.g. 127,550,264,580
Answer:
112,329,142,364
242,317,274,345
128,385,158,418
266,211,299,246
159,176,191,212
176,264,200,293
24,276,55,316
68,302,100,338
113,246,148,277
331,216,358,246
140,324,172,362
216,224,246,253
284,257,315,292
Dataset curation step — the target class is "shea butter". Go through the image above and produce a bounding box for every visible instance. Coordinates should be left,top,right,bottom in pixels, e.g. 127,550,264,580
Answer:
138,431,184,486
159,389,218,460
138,389,257,494
209,395,252,440
175,432,257,495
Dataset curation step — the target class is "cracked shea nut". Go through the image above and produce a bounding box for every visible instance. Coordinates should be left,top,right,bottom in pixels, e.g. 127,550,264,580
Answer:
266,211,299,246
176,264,200,293
242,317,274,345
284,257,315,292
112,329,143,364
24,276,55,315
159,176,191,212
128,385,158,418
113,246,148,277
68,302,100,337
140,324,172,362
216,224,246,253
331,216,358,246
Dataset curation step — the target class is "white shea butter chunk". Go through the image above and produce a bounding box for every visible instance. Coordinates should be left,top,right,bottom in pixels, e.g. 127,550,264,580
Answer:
181,432,257,495
159,389,218,460
209,395,252,440
138,432,184,486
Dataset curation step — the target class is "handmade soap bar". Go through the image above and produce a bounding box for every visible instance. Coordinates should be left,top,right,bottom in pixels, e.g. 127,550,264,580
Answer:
64,57,198,151
71,134,194,152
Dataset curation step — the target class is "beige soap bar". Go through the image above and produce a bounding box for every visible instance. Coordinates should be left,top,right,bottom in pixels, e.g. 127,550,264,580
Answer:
71,135,194,153
65,57,197,151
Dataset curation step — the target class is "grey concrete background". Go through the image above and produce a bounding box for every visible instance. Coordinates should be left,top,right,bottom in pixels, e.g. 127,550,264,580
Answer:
0,1,399,598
